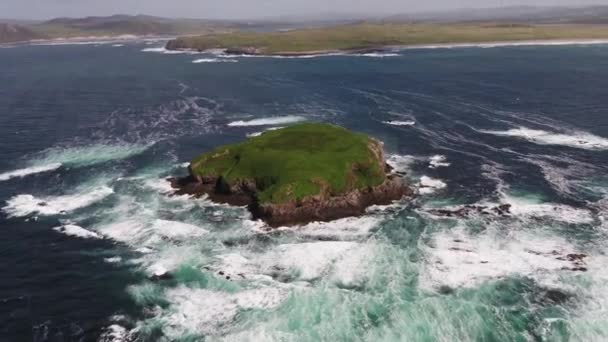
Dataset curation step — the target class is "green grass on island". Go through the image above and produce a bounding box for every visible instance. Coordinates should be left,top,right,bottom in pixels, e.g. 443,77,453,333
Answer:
167,23,608,54
189,123,386,204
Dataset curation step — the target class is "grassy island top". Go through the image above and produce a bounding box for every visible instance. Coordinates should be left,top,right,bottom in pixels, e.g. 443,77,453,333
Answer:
167,23,608,54
190,123,386,204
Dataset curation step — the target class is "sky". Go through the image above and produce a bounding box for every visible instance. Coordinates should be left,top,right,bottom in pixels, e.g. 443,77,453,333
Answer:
0,0,605,20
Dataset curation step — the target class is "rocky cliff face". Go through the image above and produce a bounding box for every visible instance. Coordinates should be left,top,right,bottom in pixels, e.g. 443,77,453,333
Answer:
170,141,412,227
250,174,411,227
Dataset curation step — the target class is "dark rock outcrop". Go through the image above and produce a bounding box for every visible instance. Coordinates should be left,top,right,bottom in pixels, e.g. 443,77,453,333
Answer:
427,203,512,218
170,167,411,228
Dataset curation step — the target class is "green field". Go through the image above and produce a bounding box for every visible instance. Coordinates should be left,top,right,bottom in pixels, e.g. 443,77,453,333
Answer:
167,23,608,54
189,123,386,204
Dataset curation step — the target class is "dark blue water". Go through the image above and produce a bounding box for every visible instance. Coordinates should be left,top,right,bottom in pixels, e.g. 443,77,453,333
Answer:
1,41,607,341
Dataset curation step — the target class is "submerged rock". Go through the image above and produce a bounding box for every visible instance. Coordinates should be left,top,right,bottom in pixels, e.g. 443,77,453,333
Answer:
427,204,512,218
171,123,412,227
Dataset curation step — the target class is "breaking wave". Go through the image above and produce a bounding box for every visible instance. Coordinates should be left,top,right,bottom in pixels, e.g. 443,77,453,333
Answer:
419,176,447,194
227,115,306,127
53,224,101,239
480,127,608,150
382,120,415,126
192,58,238,63
141,47,199,55
0,163,62,182
0,142,152,181
2,186,113,218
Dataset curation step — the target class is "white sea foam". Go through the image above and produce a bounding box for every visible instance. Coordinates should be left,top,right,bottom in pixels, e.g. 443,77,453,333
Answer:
246,131,263,137
386,154,417,174
503,194,594,224
98,219,208,247
192,58,238,63
246,126,286,138
358,52,400,57
2,186,114,217
141,47,199,55
211,240,372,287
429,155,450,169
258,241,360,281
330,243,377,287
143,178,175,194
0,163,62,182
227,116,305,127
217,52,345,59
419,176,447,195
382,120,415,126
421,226,585,290
53,224,101,239
278,215,383,239
98,324,129,342
112,44,124,47
105,256,123,263
12,143,152,175
161,286,288,338
480,127,608,150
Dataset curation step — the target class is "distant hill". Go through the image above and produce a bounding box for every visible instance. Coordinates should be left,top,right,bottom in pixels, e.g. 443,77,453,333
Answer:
4,6,608,45
32,15,231,38
384,5,608,24
0,23,45,43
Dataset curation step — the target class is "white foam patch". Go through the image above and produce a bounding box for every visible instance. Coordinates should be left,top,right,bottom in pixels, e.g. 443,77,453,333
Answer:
504,194,594,224
480,127,608,150
30,142,151,169
358,52,400,57
161,286,288,337
383,120,415,126
99,219,208,246
143,178,174,194
386,154,416,174
421,226,585,290
105,256,123,263
258,241,360,281
192,58,237,63
217,51,345,59
330,243,377,287
141,47,199,55
227,115,305,127
246,126,287,138
99,324,129,342
429,155,450,169
278,215,383,239
246,131,263,137
0,162,62,182
53,224,101,239
2,186,114,217
419,176,447,195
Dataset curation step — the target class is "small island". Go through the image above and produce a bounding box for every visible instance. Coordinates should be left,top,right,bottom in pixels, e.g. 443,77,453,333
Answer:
171,123,411,226
165,23,608,56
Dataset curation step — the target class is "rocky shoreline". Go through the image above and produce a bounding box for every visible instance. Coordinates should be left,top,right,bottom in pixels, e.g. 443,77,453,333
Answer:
164,39,391,57
170,165,412,227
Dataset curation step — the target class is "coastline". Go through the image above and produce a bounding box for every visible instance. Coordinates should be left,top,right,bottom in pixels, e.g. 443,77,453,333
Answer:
165,38,608,57
0,34,174,47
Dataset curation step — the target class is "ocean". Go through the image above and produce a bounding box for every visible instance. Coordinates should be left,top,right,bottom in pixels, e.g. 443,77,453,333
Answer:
1,39,608,341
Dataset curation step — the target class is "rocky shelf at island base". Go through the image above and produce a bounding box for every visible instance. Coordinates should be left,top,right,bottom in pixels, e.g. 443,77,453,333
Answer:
170,123,412,227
